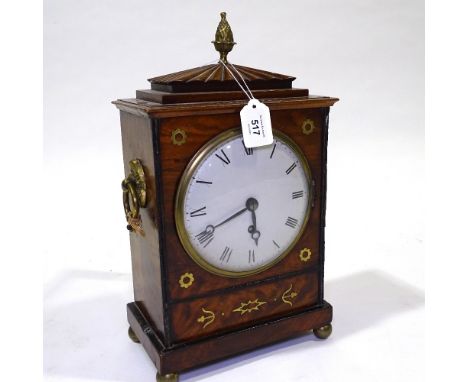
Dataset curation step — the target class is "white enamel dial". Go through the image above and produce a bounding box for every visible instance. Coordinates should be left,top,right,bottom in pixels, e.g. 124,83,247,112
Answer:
176,129,311,277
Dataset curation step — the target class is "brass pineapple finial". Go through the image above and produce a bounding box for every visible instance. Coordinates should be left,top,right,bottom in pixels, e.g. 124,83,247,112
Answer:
212,12,236,63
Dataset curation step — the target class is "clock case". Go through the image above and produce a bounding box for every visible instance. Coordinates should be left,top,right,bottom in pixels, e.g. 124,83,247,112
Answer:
114,58,338,376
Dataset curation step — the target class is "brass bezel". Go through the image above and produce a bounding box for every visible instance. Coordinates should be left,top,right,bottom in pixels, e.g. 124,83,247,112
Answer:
175,128,313,278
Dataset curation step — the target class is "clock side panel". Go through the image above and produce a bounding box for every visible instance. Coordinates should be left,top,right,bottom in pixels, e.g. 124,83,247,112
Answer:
157,107,327,302
318,108,330,303
120,111,168,341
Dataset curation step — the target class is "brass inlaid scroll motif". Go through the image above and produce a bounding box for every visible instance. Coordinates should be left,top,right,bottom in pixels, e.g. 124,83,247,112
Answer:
232,298,267,315
197,308,216,329
281,284,299,306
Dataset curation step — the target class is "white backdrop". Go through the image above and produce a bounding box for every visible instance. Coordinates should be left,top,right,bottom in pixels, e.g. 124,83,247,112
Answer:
44,1,424,381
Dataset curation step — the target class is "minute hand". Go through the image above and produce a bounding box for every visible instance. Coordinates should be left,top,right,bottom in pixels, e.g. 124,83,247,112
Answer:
196,207,248,245
214,207,248,229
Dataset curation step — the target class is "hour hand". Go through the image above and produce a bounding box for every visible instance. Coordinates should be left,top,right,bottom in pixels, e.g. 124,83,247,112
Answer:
246,197,261,246
248,224,261,246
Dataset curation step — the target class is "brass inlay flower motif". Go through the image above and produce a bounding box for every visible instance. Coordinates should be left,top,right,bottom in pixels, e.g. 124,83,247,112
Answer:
299,248,312,262
301,119,316,135
197,308,216,329
171,128,187,146
179,272,195,288
281,284,299,306
232,298,267,315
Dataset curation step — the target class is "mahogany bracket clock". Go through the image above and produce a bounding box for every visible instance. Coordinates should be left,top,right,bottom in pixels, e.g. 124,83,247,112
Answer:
113,13,339,382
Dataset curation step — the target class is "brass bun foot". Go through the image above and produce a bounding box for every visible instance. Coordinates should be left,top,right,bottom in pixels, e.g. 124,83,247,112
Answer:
156,372,179,382
313,323,332,339
128,326,140,343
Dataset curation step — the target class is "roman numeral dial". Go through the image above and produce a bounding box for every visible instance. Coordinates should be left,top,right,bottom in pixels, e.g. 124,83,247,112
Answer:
178,131,311,277
190,206,207,217
195,229,214,248
285,162,297,175
196,179,212,185
292,191,304,199
285,217,299,228
220,247,232,263
215,149,230,165
248,250,256,263
242,140,253,156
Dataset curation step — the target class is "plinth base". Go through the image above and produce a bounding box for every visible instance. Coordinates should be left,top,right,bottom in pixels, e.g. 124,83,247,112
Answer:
127,300,332,376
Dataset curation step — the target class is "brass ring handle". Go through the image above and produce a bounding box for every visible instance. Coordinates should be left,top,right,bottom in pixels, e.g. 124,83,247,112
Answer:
122,179,140,219
121,159,147,235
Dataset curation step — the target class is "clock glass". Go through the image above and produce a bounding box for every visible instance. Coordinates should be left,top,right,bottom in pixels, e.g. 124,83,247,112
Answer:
175,128,312,277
